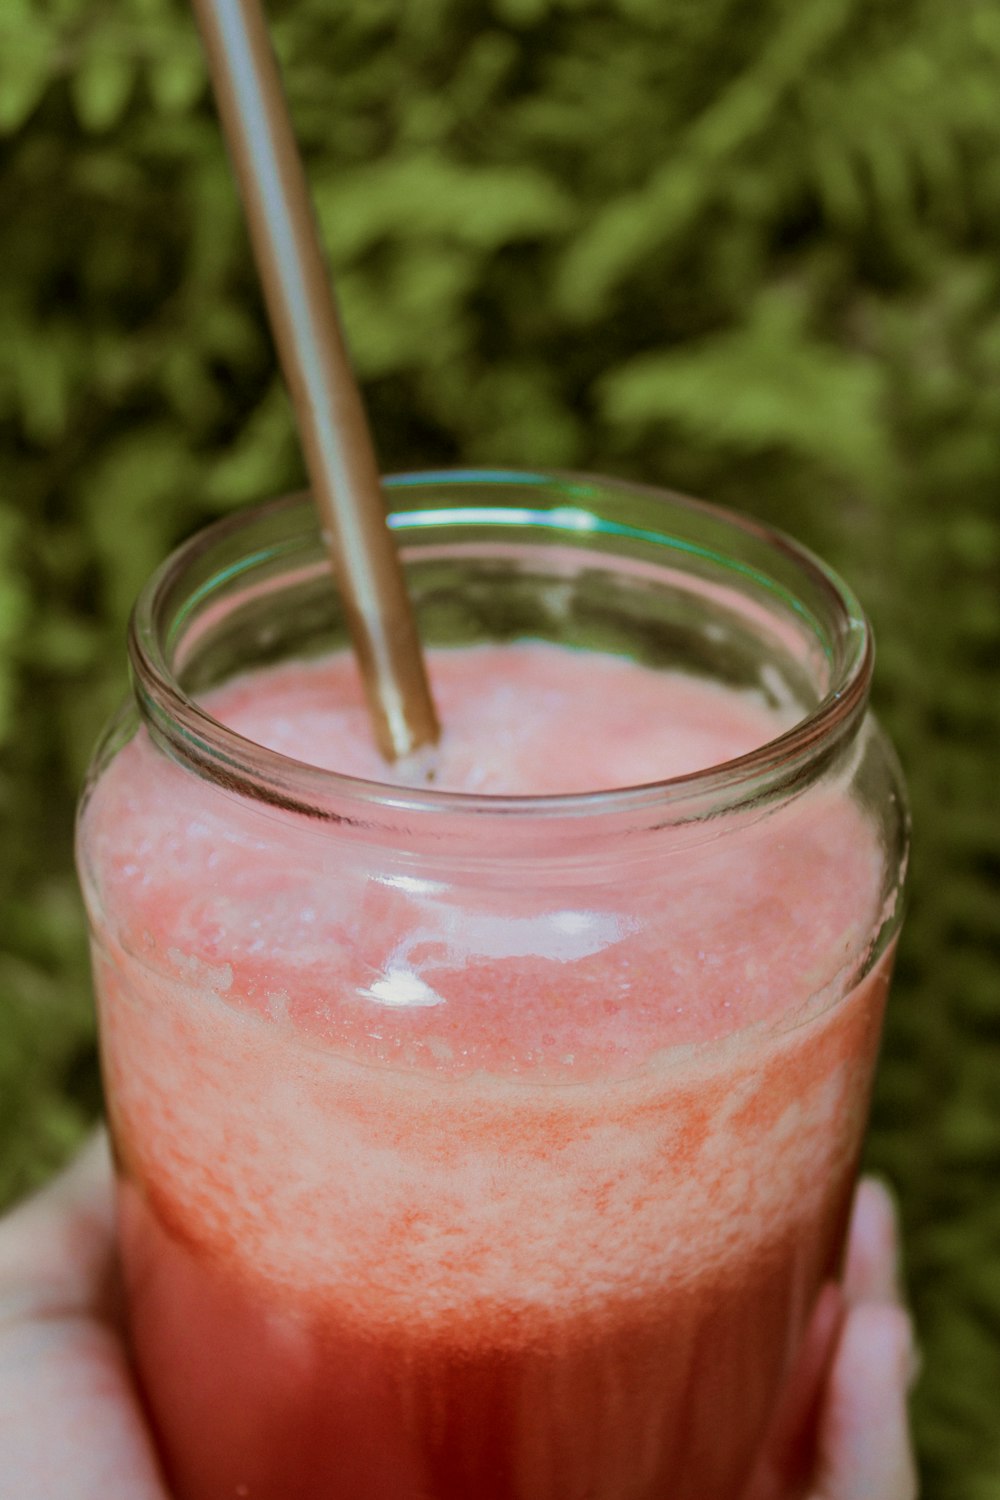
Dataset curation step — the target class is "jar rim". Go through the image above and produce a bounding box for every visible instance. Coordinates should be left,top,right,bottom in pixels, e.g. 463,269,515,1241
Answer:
127,469,873,828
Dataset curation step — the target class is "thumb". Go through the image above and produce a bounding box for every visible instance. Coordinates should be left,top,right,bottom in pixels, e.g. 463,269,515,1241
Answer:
808,1301,918,1500
0,1134,167,1500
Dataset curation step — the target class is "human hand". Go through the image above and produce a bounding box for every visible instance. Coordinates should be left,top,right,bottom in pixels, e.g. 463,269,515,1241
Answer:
749,1177,919,1500
810,1177,918,1499
0,1139,917,1500
0,1134,167,1499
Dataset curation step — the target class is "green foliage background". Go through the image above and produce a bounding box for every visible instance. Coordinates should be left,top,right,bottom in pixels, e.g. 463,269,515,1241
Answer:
1,0,998,1492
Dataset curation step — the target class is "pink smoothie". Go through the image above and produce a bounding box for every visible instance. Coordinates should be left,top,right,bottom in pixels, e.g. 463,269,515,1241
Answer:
80,643,889,1500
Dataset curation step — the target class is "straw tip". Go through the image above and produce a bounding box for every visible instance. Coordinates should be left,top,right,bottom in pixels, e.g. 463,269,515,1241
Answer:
391,740,442,789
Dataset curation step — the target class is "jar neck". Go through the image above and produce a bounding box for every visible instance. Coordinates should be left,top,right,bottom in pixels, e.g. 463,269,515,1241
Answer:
126,470,872,854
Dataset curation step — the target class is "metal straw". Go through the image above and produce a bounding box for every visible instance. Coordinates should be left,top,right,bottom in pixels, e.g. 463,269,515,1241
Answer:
189,0,440,762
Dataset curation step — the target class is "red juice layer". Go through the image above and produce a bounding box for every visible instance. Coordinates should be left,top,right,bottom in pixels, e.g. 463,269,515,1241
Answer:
80,643,890,1500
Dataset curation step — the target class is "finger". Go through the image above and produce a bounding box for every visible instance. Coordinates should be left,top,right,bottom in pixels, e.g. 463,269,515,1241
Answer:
0,1134,116,1324
808,1302,918,1500
0,1134,168,1500
843,1177,903,1307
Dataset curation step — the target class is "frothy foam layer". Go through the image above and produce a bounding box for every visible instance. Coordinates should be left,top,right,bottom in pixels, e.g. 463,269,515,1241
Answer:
100,937,888,1338
83,644,881,1075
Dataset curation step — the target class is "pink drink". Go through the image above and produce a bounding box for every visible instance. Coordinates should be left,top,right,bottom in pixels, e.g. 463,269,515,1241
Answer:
81,641,893,1500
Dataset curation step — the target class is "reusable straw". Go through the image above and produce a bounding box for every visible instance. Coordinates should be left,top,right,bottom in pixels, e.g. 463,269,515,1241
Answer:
189,0,440,762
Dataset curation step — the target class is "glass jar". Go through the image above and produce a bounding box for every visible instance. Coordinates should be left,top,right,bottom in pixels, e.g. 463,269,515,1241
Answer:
76,470,908,1500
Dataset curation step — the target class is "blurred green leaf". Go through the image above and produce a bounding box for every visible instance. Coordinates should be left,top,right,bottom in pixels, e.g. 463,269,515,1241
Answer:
147,36,205,116
339,244,477,377
78,426,198,623
598,288,893,489
316,151,573,260
0,19,54,134
0,510,30,744
72,47,136,135
203,384,297,510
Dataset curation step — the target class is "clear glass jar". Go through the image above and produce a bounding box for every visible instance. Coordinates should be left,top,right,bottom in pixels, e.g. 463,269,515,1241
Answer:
76,470,908,1500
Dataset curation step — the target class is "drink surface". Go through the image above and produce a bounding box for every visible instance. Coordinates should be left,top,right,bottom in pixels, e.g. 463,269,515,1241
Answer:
80,642,890,1500
206,639,797,792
